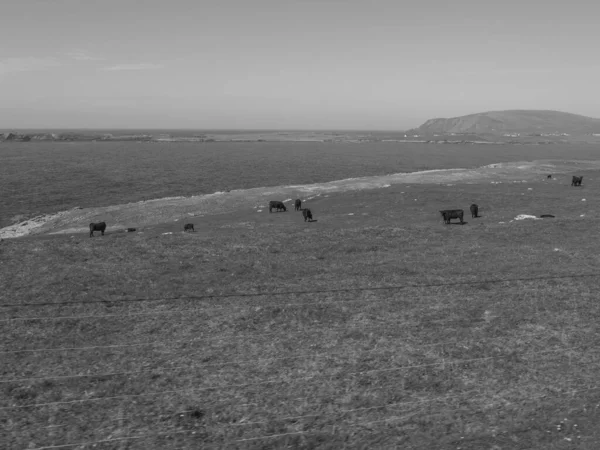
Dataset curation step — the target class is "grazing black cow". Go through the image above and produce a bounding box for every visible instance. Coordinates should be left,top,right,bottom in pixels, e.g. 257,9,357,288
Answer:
572,176,583,186
440,209,464,225
127,228,136,232
89,222,106,237
184,223,195,232
269,201,287,213
302,208,313,222
547,175,552,179
470,204,479,218
295,199,302,211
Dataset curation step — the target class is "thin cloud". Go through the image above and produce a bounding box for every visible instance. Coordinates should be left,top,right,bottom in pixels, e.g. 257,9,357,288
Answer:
451,66,600,77
0,57,61,75
101,63,164,71
66,50,104,62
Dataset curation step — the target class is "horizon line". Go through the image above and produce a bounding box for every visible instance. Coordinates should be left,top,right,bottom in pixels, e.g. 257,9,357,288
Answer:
1,128,409,132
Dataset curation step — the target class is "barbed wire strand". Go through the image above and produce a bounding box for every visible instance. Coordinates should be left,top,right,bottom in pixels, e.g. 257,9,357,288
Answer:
1,272,598,309
3,299,593,354
24,384,600,449
1,305,563,354
35,381,497,433
233,384,600,443
33,363,600,433
1,344,594,411
0,284,587,323
0,329,573,384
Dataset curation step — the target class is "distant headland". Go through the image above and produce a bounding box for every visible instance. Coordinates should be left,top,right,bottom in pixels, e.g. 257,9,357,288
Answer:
3,110,600,144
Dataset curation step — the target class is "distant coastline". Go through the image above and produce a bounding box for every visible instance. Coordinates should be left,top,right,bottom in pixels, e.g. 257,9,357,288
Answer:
2,130,598,145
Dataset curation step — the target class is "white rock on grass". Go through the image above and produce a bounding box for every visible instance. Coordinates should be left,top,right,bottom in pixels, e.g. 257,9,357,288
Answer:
514,214,540,221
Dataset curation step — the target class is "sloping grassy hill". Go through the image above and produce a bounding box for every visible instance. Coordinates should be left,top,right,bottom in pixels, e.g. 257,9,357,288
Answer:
2,172,600,449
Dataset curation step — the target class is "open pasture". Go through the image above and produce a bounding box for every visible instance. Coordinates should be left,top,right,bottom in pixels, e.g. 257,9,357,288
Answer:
3,141,600,229
2,173,600,449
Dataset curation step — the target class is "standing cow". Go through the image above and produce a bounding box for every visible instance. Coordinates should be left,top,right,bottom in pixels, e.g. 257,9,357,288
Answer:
184,223,195,232
294,199,302,211
470,204,479,218
572,176,583,186
302,208,313,222
89,222,107,237
269,201,287,213
440,209,464,225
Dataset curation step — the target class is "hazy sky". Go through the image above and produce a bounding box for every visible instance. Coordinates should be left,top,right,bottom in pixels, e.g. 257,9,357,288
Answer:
1,0,599,129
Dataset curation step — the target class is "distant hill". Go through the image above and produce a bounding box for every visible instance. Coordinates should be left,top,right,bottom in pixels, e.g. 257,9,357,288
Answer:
407,110,600,137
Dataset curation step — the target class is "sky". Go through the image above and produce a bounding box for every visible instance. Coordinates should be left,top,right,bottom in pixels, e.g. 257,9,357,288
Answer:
1,0,599,130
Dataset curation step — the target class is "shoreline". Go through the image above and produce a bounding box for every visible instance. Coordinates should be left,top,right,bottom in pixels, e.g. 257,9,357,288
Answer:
1,159,598,239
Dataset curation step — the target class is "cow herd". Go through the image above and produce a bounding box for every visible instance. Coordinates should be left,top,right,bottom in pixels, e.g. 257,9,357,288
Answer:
88,174,584,236
437,174,583,225
270,199,314,222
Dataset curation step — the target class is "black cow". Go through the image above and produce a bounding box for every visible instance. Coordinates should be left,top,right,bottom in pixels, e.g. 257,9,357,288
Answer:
547,175,552,179
269,201,287,213
440,209,464,225
470,204,479,218
302,208,313,222
295,199,302,211
89,222,106,237
184,223,195,232
572,176,583,186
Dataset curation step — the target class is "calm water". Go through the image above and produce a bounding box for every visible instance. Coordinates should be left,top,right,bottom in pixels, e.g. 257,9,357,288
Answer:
1,141,599,228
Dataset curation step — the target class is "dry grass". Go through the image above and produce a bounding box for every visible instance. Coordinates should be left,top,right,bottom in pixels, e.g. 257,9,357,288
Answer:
2,175,600,449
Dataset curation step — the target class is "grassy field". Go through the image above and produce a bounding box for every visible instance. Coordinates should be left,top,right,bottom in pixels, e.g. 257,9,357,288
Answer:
2,173,600,449
3,141,600,229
